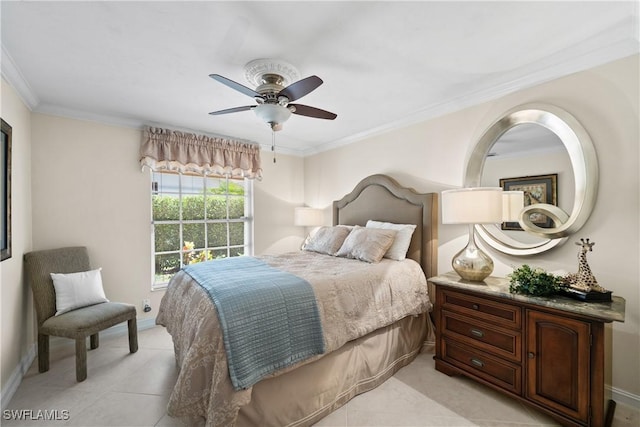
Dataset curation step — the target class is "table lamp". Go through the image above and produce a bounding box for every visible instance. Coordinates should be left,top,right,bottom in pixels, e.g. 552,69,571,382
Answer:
294,207,323,227
441,187,504,281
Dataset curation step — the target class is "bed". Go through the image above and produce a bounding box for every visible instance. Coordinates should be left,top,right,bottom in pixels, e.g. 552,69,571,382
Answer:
156,174,439,427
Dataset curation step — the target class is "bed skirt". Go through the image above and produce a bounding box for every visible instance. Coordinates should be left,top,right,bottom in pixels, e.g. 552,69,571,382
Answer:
236,312,434,427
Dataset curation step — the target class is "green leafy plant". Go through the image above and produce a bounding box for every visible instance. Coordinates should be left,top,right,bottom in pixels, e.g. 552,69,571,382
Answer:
182,241,214,265
508,265,564,297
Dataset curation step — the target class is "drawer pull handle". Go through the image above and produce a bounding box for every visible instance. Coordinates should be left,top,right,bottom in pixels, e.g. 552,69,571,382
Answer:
470,358,484,368
472,304,479,310
470,329,484,338
528,352,535,359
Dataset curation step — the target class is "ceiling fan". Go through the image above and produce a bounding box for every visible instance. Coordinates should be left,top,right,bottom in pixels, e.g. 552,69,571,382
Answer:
209,59,337,131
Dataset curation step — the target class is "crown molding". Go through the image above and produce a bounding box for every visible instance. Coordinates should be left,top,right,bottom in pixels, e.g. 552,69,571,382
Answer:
1,44,39,110
302,35,639,157
257,143,304,157
33,102,305,157
4,19,638,160
34,102,145,130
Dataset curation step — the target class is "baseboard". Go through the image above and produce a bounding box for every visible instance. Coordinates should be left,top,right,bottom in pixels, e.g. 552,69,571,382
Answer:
609,384,640,409
0,344,36,411
0,317,157,411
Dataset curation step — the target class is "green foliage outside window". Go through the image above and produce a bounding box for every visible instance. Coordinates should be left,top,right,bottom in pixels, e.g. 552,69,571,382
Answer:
152,191,246,282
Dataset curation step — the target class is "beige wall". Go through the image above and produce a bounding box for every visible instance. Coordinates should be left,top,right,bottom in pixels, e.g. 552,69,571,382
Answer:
0,79,34,394
304,54,640,398
254,151,306,255
28,115,305,324
30,115,154,314
1,55,638,404
1,101,305,397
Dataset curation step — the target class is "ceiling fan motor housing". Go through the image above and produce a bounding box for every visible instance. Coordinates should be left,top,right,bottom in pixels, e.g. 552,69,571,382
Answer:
255,74,289,105
257,73,285,92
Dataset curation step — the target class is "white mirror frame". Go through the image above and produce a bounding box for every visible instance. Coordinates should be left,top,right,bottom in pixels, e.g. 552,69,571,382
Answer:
465,103,599,256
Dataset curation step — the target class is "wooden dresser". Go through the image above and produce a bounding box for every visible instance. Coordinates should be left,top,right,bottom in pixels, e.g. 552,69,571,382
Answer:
429,272,626,427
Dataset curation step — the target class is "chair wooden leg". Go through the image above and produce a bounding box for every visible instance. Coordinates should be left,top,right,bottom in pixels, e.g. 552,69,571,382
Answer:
90,333,99,350
37,334,49,373
128,317,138,353
75,337,87,382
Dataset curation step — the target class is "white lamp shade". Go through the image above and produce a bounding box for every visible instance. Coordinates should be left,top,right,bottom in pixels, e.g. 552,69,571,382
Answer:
294,207,323,226
441,187,503,224
502,191,525,222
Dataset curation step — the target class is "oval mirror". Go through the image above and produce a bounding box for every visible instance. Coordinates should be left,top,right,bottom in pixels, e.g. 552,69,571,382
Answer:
464,103,599,255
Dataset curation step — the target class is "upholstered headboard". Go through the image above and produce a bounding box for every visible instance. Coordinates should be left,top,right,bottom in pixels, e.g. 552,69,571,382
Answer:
332,174,438,279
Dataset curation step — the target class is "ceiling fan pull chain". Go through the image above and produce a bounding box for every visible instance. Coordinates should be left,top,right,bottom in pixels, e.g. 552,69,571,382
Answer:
271,130,276,163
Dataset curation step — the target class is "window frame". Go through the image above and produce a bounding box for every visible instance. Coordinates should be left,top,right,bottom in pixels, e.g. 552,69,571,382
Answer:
149,171,254,290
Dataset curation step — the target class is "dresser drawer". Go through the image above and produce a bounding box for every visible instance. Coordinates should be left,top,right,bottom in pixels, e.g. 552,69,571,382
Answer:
442,338,522,395
440,289,521,329
442,310,522,362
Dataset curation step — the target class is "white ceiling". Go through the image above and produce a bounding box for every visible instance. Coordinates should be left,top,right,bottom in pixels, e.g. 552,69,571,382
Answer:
1,1,638,156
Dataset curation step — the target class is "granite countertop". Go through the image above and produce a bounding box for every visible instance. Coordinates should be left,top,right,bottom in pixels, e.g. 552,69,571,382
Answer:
429,271,626,323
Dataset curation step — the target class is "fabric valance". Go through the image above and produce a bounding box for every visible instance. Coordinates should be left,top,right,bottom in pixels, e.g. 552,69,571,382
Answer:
140,126,263,179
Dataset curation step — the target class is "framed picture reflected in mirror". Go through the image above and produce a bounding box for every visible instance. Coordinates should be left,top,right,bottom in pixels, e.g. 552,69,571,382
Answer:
500,174,557,231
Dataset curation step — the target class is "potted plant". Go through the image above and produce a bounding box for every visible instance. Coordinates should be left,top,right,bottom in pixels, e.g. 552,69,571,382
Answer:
508,265,564,297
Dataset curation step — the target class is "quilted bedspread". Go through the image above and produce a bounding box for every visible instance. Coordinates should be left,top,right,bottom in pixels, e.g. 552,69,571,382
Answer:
156,251,432,426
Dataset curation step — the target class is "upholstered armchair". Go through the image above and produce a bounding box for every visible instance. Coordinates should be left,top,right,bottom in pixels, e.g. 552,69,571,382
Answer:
24,246,138,381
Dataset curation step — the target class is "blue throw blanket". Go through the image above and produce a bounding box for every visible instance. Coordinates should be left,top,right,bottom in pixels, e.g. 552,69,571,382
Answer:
183,257,325,390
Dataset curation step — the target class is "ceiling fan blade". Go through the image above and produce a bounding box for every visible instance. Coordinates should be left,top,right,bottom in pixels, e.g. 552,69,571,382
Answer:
208,105,255,116
278,75,323,102
289,104,337,120
209,74,262,98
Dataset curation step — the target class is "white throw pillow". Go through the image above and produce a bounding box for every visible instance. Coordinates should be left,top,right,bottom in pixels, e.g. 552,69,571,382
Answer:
366,220,417,260
50,268,109,316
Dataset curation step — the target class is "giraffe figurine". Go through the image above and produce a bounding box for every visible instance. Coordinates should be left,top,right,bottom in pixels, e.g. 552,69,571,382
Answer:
563,238,608,293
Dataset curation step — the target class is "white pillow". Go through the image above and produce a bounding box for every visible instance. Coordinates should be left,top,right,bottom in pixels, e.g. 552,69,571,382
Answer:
366,220,417,261
335,227,397,263
50,268,109,316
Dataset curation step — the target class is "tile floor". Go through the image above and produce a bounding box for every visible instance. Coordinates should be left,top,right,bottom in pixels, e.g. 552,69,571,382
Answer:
3,326,638,427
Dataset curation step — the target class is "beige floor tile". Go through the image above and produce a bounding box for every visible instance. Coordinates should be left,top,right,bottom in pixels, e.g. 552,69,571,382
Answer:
154,413,185,427
614,402,640,427
64,391,168,426
108,350,178,396
1,387,105,427
347,409,478,427
347,377,463,419
5,326,638,427
101,323,174,351
391,354,556,425
19,346,155,393
313,405,347,426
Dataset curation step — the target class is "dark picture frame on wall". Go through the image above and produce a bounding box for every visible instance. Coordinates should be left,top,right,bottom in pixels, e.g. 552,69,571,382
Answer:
500,173,557,231
1,118,12,261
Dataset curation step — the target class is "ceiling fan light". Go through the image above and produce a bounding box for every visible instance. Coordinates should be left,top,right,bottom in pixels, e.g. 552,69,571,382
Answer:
254,104,292,130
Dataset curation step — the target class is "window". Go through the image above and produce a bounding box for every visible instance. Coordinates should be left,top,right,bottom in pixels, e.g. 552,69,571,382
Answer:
150,171,253,289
